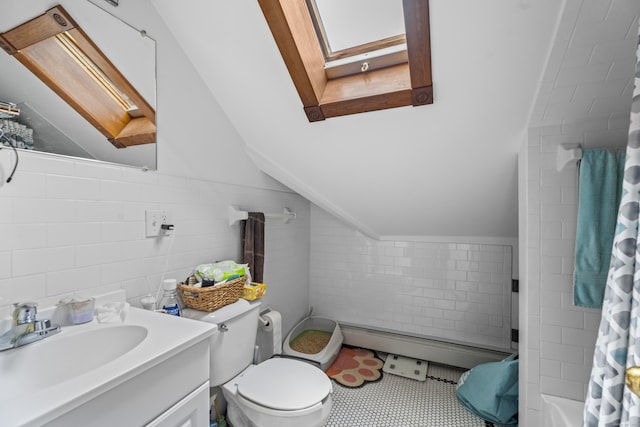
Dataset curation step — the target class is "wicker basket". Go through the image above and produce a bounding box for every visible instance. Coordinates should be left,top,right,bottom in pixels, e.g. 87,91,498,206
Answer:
178,276,245,312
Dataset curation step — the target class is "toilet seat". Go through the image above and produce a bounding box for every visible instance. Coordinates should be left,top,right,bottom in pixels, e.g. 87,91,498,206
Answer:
236,358,332,411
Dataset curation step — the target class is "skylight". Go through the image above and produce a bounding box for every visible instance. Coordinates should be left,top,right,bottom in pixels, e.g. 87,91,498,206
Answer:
54,32,137,112
258,0,432,121
0,5,155,147
310,0,405,55
307,0,409,79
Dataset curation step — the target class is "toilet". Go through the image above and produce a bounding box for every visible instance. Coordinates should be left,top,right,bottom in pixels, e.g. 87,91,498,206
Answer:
183,299,332,427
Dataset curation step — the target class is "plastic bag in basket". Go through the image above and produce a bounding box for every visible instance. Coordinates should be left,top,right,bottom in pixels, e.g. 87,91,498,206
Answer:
196,261,248,283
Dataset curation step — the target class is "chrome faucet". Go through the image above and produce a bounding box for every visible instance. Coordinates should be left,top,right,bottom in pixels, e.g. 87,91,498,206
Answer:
0,302,61,351
14,302,37,325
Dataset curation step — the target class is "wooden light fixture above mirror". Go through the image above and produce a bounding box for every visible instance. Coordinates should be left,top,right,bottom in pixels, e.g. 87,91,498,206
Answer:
0,5,155,148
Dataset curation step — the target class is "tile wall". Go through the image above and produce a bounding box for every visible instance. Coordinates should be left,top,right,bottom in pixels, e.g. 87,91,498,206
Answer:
0,150,311,335
309,205,513,351
530,0,638,128
522,123,629,425
521,0,639,422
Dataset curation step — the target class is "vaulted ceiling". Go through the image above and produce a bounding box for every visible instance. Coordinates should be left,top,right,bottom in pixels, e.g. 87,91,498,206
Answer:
150,0,639,241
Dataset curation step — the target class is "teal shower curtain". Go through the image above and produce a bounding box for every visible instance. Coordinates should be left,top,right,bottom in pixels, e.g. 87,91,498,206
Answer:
583,20,640,426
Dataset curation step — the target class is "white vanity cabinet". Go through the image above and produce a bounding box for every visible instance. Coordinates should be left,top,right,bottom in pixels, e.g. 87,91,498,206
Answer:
45,339,211,427
147,382,210,427
0,298,215,427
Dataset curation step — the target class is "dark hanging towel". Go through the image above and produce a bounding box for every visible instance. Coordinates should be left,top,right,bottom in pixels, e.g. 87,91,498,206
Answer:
242,212,265,283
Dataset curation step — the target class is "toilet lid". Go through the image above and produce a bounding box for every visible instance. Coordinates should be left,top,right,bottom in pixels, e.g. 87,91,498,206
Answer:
236,358,332,411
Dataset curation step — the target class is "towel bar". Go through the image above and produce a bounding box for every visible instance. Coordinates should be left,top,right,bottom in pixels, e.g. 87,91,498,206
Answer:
228,206,296,226
556,144,627,171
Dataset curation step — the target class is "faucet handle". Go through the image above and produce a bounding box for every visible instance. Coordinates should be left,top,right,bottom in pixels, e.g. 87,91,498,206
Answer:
12,302,38,325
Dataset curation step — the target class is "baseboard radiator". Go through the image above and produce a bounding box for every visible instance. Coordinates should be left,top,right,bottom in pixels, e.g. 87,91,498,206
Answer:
340,324,511,370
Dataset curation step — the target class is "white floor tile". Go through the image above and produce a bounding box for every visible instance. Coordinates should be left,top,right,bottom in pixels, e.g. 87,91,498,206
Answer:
325,362,495,427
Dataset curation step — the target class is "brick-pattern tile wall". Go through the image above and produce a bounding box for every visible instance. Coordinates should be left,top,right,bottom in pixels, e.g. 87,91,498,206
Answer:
310,205,512,351
0,151,311,335
522,0,640,423
523,124,627,424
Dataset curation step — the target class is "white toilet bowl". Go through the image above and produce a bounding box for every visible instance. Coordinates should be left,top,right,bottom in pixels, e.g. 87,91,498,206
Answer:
222,358,332,427
182,300,334,427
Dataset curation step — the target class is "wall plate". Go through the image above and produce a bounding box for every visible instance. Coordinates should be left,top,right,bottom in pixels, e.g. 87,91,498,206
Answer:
145,210,171,237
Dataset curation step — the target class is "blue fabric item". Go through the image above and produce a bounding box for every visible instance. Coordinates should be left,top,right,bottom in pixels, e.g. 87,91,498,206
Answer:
455,354,519,425
574,149,625,308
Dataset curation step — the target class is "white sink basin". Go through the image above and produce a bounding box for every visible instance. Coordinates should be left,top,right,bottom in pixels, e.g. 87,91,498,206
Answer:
0,325,147,400
0,294,215,427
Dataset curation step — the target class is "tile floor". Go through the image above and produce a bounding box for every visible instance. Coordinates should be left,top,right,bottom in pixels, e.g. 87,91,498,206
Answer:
324,359,496,427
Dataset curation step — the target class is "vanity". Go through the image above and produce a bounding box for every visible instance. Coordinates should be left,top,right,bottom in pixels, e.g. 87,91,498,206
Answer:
0,292,215,426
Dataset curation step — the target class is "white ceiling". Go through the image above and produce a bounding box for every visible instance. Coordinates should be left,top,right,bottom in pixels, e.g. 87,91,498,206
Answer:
150,0,639,241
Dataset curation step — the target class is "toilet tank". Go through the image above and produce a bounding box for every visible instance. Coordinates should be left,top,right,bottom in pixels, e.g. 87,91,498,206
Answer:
183,299,261,386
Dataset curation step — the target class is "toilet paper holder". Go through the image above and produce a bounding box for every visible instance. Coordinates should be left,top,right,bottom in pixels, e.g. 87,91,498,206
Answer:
259,310,274,330
257,309,282,356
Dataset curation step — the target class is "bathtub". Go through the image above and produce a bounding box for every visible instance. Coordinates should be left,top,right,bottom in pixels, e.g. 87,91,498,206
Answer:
541,394,584,427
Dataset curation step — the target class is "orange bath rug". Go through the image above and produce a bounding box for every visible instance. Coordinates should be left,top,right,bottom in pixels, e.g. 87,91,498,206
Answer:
326,347,384,388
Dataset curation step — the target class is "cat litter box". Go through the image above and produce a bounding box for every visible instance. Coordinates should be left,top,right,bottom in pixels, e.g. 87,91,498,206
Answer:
283,316,343,371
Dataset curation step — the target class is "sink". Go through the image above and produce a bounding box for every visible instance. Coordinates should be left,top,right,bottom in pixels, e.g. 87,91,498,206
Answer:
0,292,215,427
0,325,147,401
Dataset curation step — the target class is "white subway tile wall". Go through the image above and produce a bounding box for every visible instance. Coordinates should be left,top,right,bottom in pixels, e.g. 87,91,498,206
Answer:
522,0,640,421
310,206,512,350
524,122,628,418
0,151,311,334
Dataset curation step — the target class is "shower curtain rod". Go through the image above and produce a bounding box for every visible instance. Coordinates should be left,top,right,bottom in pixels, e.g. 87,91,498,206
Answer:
228,205,297,226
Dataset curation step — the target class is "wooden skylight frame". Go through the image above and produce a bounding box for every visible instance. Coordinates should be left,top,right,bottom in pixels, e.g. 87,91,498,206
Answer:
0,5,155,148
258,0,432,122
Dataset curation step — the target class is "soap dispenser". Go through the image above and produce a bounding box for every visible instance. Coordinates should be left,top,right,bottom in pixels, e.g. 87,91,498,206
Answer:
157,279,181,316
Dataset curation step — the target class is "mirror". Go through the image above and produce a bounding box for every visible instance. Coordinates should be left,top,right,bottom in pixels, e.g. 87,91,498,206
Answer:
0,1,156,169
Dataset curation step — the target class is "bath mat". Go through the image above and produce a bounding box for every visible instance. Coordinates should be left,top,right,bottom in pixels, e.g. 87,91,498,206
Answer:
382,354,428,381
325,347,384,388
